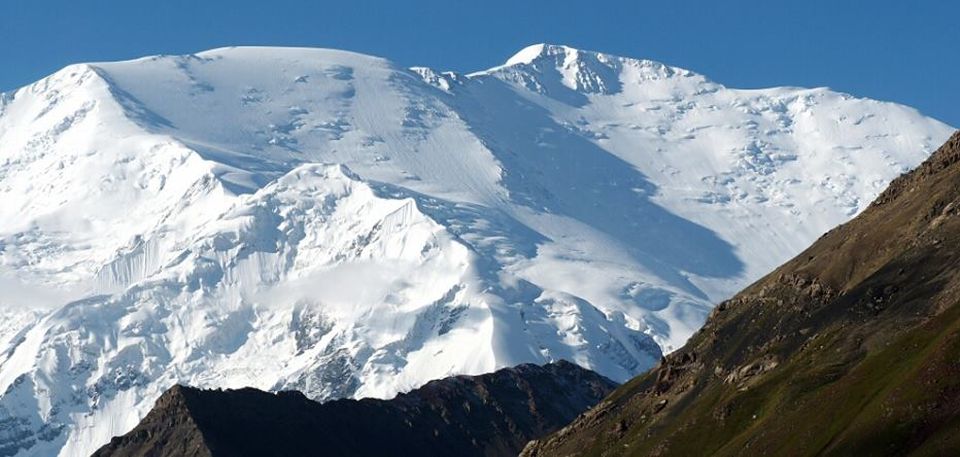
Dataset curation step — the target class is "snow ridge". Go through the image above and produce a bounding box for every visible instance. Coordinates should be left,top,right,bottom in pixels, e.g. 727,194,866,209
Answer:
0,44,953,456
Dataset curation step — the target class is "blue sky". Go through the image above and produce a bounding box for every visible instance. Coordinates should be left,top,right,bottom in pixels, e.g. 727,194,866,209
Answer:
1,0,956,126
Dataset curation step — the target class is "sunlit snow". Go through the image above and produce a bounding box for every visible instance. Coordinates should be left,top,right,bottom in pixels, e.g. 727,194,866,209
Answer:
0,44,952,456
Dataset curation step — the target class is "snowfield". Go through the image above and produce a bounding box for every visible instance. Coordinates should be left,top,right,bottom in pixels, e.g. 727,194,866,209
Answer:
0,44,953,456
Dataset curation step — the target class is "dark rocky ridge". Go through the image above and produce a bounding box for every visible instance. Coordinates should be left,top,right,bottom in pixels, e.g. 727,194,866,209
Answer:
93,360,616,457
522,131,960,457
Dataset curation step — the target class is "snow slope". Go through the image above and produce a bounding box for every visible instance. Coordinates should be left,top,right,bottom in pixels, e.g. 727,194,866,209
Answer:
0,44,952,456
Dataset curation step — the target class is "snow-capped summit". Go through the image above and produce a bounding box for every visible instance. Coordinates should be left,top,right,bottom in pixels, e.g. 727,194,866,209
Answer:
0,44,953,456
494,43,687,96
504,43,558,66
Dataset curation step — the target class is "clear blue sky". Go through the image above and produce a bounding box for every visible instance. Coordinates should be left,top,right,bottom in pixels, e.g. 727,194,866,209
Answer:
2,0,956,127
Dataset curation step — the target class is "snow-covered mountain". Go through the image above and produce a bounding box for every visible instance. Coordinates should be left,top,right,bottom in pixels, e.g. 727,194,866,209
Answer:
0,44,952,456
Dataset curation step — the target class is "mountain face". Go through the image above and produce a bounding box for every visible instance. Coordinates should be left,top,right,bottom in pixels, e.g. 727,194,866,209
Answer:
521,131,960,457
92,361,615,457
0,44,952,456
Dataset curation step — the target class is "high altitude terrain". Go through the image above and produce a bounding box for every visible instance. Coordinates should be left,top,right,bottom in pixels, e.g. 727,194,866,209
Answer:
522,132,960,456
0,44,952,456
94,361,615,457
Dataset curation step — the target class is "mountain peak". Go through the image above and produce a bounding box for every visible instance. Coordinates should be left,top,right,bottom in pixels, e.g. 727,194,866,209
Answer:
0,43,953,457
501,43,672,73
492,43,695,96
504,43,577,66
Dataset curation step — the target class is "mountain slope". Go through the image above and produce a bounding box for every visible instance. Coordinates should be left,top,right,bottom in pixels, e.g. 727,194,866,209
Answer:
522,131,960,456
92,361,616,457
0,45,952,456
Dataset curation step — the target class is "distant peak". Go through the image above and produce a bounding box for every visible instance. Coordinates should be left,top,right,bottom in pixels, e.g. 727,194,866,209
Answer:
505,43,548,66
500,44,691,77
504,43,578,66
493,44,630,96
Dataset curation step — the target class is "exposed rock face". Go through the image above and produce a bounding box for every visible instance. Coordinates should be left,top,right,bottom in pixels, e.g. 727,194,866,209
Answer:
522,132,960,457
93,361,616,457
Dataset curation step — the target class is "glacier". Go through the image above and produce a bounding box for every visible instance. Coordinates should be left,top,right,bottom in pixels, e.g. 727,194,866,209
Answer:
0,43,953,456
